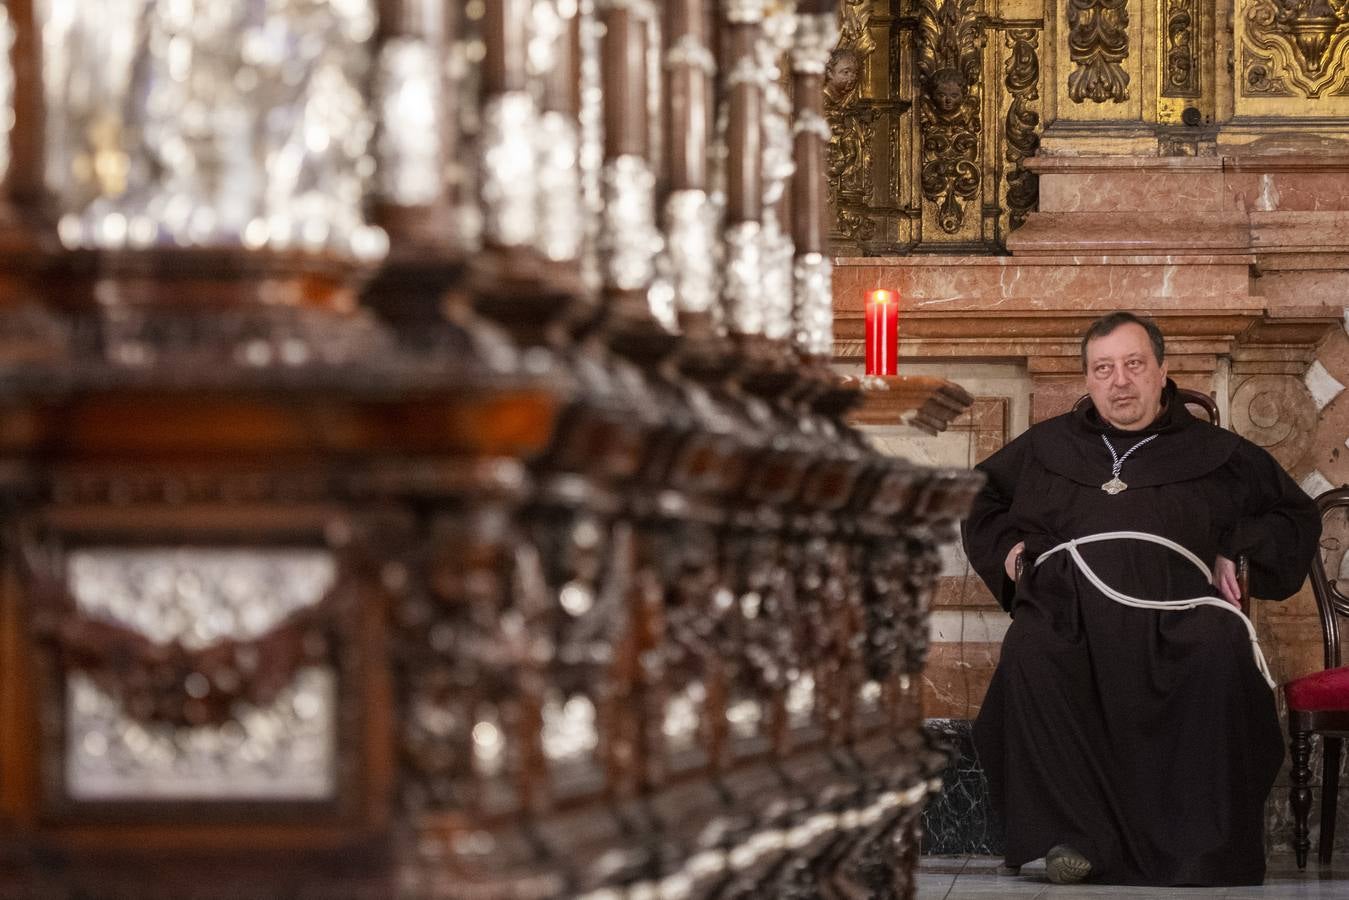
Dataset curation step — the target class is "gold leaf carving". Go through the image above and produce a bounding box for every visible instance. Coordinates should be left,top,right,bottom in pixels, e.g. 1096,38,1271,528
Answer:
1164,0,1200,96
1067,0,1131,103
826,0,878,244
1242,0,1349,97
1004,29,1040,233
918,0,984,233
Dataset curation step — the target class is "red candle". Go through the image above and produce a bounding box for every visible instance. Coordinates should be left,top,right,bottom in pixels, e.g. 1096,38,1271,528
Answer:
865,289,898,376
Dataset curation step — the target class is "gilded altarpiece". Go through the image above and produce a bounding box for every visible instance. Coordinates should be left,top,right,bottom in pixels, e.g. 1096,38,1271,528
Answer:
826,0,1045,253
1237,0,1349,115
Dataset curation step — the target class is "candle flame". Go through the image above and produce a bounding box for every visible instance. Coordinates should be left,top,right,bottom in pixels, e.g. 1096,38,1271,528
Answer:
868,289,893,305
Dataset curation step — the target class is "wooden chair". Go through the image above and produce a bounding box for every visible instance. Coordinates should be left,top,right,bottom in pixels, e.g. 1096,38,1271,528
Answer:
1069,388,1251,611
1284,486,1349,868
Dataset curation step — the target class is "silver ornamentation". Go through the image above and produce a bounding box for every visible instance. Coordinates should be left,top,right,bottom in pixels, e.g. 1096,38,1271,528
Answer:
793,251,834,357
662,681,705,753
759,214,795,342
0,5,12,185
375,37,443,207
648,272,679,331
1100,433,1159,494
661,189,722,322
785,673,815,728
665,34,716,74
67,547,337,647
762,1,798,59
574,777,935,899
723,220,764,335
761,98,795,207
600,154,663,293
724,56,764,89
527,0,566,80
40,0,384,260
536,110,584,262
448,25,483,250
64,546,339,801
596,0,656,15
724,0,768,24
481,91,540,248
726,697,764,739
471,711,507,778
793,109,832,142
646,8,664,201
859,680,882,708
67,669,337,801
541,692,599,763
790,12,838,74
759,15,796,343
578,0,606,292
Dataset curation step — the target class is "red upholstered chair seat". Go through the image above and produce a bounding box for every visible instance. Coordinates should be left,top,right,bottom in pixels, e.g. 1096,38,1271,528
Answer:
1284,488,1349,869
1286,666,1349,712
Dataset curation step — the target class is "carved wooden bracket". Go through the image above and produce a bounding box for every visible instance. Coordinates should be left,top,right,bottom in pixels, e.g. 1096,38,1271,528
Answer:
846,374,975,434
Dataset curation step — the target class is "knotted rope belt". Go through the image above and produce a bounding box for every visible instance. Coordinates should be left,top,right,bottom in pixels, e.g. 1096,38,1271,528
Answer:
1034,531,1275,690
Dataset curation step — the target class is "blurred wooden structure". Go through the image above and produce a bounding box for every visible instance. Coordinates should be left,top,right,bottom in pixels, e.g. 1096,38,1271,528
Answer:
0,0,981,897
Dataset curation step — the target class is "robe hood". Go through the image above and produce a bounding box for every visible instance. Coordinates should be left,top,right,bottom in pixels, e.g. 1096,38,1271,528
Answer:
1029,379,1241,490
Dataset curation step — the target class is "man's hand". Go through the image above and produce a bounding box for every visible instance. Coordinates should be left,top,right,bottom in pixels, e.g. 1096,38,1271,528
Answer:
1213,554,1241,607
1005,541,1026,581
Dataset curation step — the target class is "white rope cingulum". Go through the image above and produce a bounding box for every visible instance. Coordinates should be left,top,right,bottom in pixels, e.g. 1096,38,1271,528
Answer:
1034,531,1275,690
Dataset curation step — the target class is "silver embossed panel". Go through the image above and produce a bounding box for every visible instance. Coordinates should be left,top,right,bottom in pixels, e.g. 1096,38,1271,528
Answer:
64,547,339,801
0,3,13,184
39,0,386,259
66,668,336,801
67,546,336,647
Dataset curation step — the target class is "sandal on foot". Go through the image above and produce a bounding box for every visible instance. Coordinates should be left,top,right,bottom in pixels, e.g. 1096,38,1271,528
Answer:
1045,845,1092,885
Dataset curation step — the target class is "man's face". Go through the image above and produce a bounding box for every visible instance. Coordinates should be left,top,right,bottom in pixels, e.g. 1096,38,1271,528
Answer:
1084,323,1168,430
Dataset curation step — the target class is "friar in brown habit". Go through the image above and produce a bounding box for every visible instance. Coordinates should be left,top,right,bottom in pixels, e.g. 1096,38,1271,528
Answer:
962,311,1321,886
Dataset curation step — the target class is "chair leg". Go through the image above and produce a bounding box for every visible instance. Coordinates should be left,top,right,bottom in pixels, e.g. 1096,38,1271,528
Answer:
1320,736,1342,865
1291,727,1315,870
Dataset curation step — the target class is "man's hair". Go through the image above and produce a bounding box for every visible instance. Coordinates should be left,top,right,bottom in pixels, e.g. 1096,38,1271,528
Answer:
1080,311,1166,371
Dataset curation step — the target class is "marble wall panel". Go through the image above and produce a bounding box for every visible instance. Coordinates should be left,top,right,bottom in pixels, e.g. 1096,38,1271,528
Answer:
1255,270,1349,311
1227,174,1349,213
922,639,1003,720
833,258,1253,313
921,719,1005,856
1039,170,1230,214
933,574,1000,608
1030,376,1084,422
1307,328,1349,487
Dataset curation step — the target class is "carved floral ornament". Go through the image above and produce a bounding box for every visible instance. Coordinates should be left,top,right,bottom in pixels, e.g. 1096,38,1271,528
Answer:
824,0,878,245
918,0,984,233
1243,0,1349,97
1004,29,1041,232
1067,0,1131,102
1164,0,1201,96
821,0,1045,250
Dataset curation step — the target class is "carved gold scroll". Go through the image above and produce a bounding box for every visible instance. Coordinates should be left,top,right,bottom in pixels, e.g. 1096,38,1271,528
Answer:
824,0,1045,253
824,0,1349,256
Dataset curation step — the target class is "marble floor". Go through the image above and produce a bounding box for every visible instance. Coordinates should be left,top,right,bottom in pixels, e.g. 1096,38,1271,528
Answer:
919,856,1349,898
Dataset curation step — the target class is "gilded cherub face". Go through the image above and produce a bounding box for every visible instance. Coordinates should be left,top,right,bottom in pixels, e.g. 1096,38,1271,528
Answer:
825,50,861,98
932,71,965,115
933,79,965,113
